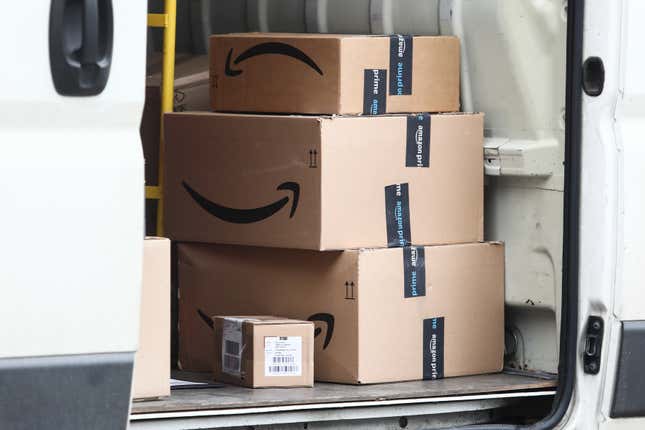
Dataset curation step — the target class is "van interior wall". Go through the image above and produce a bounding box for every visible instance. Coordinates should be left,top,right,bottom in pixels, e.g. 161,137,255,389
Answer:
149,0,567,375
452,1,567,374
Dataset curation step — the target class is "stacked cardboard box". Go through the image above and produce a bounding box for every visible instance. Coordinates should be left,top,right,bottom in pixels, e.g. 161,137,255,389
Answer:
132,237,170,399
137,55,203,397
212,316,315,388
179,243,503,384
164,33,504,386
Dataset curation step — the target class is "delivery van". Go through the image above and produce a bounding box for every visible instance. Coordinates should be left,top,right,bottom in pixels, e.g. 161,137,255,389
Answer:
1,0,644,429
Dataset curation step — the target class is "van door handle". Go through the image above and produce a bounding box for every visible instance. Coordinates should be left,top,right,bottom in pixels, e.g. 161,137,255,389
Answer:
81,0,100,65
49,0,113,96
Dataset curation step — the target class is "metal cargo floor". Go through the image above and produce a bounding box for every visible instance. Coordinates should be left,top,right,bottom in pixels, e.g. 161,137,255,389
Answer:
130,371,557,429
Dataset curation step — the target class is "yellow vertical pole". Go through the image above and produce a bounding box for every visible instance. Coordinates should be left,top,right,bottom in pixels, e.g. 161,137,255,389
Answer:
156,0,177,236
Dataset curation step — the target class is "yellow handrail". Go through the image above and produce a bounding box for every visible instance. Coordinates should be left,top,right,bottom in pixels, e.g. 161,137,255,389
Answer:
145,185,162,200
147,13,168,28
145,0,176,236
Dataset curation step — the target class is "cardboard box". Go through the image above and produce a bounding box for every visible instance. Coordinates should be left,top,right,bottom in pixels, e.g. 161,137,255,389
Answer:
210,33,460,115
178,242,505,384
132,237,170,399
212,316,314,388
142,56,210,234
164,112,483,250
146,55,210,112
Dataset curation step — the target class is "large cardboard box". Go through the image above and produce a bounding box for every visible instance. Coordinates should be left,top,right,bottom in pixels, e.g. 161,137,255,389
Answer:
210,33,459,115
213,316,314,388
164,112,483,250
178,242,505,384
132,237,170,400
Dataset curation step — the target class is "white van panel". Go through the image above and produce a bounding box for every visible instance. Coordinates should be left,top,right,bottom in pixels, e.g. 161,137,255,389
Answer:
612,0,645,322
371,0,440,35
305,0,372,33
0,1,146,358
247,0,307,32
190,0,249,54
194,0,441,41
446,0,567,373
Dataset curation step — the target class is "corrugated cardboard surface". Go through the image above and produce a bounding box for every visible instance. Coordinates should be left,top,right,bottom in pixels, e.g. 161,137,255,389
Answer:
132,237,170,399
178,244,359,382
356,243,504,383
164,112,483,250
210,33,459,114
212,316,314,388
338,35,460,114
164,112,323,248
177,242,504,384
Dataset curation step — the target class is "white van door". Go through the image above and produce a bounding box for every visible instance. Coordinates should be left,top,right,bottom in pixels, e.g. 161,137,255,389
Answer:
0,1,146,429
556,0,645,429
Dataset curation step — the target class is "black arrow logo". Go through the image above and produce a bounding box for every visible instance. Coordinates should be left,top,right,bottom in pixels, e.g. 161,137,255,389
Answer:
197,308,214,329
183,181,300,224
307,313,334,350
225,42,324,77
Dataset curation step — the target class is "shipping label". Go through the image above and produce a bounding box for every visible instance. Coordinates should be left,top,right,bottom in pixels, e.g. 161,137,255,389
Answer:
264,336,303,377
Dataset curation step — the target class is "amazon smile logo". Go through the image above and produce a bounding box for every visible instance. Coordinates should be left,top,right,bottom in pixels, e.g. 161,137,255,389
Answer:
225,42,324,77
308,313,334,350
183,181,300,224
397,35,407,57
197,309,214,329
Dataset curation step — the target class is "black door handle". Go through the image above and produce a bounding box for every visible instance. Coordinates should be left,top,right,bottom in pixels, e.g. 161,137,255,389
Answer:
50,0,113,96
81,0,100,65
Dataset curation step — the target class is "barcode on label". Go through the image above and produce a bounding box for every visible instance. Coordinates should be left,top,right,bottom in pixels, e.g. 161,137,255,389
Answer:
223,354,240,373
223,340,241,374
225,340,239,355
268,365,299,374
272,356,295,364
221,318,244,376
